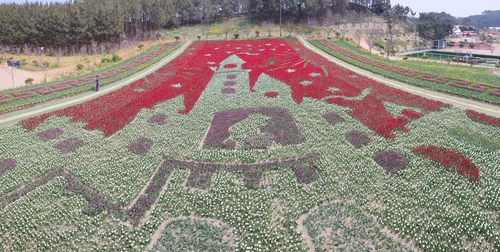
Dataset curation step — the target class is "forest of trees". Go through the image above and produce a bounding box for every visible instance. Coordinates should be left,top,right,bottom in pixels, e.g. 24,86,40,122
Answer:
0,0,395,48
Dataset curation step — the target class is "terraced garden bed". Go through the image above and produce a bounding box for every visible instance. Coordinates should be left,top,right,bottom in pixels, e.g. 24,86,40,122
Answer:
0,42,181,114
312,40,500,105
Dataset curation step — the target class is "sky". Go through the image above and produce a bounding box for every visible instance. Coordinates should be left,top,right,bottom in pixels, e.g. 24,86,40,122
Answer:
2,0,499,18
392,0,498,18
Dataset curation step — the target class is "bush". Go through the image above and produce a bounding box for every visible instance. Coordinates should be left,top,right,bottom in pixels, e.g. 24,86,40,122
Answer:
175,36,180,41
446,41,455,47
495,63,500,69
197,36,201,41
101,57,110,63
469,42,475,48
234,34,239,39
32,60,38,66
403,57,408,61
421,55,429,60
76,63,84,70
111,54,122,63
25,78,34,85
138,44,144,50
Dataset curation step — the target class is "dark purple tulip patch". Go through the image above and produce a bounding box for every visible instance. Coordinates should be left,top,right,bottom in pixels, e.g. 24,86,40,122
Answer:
54,138,84,154
148,113,167,124
226,74,237,79
127,137,154,155
224,81,237,86
0,167,64,208
323,112,345,125
37,128,64,141
374,150,409,174
345,130,371,148
0,158,16,178
203,108,306,150
222,87,236,94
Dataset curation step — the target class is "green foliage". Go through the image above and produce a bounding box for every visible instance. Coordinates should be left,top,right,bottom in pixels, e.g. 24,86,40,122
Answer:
417,12,455,40
421,55,429,60
151,218,235,251
24,78,34,85
469,42,475,48
101,57,110,63
234,33,239,39
76,63,84,70
111,54,122,63
447,127,500,152
138,44,144,50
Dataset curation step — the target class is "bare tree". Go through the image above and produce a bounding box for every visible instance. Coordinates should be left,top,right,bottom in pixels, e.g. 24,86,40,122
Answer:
54,47,65,66
285,21,296,37
222,20,234,39
100,43,106,57
36,48,49,82
262,21,275,37
15,46,21,56
90,39,98,66
4,65,17,88
22,44,33,62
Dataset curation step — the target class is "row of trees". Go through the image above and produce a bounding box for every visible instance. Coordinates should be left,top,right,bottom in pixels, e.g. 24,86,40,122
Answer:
0,0,398,48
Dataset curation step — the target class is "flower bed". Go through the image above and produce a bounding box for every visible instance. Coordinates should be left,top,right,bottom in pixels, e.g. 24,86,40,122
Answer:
412,145,480,182
0,158,16,177
148,113,167,125
54,138,84,154
312,40,500,105
127,137,154,155
203,107,307,149
21,39,446,139
323,112,345,125
374,150,409,174
37,128,64,141
2,38,500,251
345,130,371,148
466,109,500,127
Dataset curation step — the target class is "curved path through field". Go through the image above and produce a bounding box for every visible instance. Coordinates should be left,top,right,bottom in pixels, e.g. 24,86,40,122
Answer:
298,37,500,118
0,41,192,129
0,38,499,129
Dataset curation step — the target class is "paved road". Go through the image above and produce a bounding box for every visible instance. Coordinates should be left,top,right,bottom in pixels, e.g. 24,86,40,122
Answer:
298,37,500,117
0,41,192,128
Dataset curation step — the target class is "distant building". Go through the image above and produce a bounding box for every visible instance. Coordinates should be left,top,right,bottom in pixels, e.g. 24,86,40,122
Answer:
462,31,477,37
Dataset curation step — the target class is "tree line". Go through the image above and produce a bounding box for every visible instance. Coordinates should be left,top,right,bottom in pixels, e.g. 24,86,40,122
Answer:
0,0,398,48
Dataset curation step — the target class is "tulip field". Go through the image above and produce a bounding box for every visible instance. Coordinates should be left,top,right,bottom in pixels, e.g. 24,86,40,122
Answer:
1,38,500,251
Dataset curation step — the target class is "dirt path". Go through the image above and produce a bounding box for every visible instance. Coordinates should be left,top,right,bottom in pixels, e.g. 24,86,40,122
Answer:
0,41,192,128
298,37,500,118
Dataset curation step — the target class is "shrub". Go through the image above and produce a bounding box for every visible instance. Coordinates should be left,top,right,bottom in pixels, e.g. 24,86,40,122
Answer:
495,63,500,69
234,33,239,39
175,36,180,41
101,57,110,63
469,42,475,48
76,63,84,70
197,36,201,41
24,78,34,85
111,54,122,63
459,43,464,48
138,44,144,50
421,55,429,60
403,57,408,61
32,60,38,66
